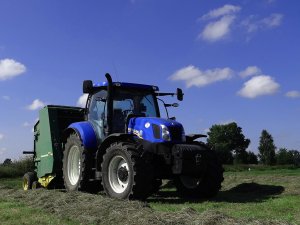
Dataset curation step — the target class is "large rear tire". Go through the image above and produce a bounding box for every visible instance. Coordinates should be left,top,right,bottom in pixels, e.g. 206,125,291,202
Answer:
63,133,102,193
174,146,224,198
101,142,154,200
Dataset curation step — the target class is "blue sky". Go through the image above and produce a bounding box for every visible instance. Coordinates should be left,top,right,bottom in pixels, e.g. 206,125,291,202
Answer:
0,0,299,161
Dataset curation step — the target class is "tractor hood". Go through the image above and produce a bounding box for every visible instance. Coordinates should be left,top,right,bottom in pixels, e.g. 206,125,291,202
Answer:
127,117,185,143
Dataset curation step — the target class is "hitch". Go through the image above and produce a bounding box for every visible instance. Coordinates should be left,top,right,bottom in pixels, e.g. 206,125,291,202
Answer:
23,151,34,155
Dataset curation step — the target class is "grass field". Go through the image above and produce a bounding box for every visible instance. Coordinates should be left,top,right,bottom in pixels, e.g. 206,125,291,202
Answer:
0,168,299,225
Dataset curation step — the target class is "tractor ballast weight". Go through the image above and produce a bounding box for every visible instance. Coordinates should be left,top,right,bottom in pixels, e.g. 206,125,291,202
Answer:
23,73,224,199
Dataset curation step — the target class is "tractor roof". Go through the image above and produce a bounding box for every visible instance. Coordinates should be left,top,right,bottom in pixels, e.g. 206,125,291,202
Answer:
93,82,159,91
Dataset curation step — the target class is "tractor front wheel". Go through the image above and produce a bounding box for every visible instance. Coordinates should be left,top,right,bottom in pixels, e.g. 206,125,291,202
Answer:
101,142,154,200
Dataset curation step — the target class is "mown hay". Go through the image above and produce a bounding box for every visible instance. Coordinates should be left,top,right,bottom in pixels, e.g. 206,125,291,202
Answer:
0,185,291,225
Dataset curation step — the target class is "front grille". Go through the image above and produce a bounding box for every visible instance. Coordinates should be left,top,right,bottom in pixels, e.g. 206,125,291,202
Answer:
169,126,182,141
152,124,161,139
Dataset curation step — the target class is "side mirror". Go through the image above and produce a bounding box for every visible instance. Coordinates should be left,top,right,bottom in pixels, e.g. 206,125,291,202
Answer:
83,80,93,93
177,88,184,101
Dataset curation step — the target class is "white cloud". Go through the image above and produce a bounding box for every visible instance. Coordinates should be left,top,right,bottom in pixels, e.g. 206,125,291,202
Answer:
262,13,283,27
2,96,10,101
238,75,280,98
200,4,283,42
239,66,262,78
170,65,234,88
0,133,4,140
77,94,88,108
201,4,241,20
241,16,259,33
285,91,300,98
199,4,241,42
242,13,283,33
201,15,236,42
27,99,45,110
0,59,26,81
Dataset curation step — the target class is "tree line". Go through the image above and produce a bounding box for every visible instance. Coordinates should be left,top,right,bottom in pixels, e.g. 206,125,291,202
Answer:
207,122,300,166
2,123,299,167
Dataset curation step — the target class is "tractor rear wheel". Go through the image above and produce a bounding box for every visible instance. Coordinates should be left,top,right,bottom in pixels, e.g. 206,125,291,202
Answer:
101,142,154,200
174,147,224,198
63,133,102,193
23,172,36,190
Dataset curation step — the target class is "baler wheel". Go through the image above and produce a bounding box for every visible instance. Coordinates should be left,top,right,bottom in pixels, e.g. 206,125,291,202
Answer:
23,172,36,191
32,181,40,189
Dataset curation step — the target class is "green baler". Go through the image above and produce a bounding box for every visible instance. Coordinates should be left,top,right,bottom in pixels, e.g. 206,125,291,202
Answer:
24,105,84,189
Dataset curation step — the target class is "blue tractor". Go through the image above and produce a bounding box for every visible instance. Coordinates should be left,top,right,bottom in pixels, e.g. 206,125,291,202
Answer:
24,73,223,200
63,73,224,199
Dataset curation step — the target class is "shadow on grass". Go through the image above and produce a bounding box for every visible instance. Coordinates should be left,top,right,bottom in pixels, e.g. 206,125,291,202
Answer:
147,182,284,204
215,182,285,203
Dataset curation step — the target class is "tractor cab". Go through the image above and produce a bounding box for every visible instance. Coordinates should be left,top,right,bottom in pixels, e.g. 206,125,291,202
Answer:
83,75,183,144
87,84,160,141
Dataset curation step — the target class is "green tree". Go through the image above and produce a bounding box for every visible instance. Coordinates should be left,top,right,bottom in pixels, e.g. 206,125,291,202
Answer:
258,130,276,165
247,151,258,164
290,150,300,166
276,148,294,165
234,151,248,164
3,158,12,166
207,122,250,164
234,151,258,164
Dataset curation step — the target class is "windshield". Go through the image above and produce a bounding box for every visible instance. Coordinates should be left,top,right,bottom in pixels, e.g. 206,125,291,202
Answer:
113,89,159,118
88,88,159,134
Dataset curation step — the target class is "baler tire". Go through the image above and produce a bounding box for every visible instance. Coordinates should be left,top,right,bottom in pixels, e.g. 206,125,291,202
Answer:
101,142,154,200
32,181,40,189
63,133,101,192
174,147,224,198
23,172,36,190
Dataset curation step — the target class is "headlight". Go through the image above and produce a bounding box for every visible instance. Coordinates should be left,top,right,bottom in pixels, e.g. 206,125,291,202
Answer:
161,125,171,141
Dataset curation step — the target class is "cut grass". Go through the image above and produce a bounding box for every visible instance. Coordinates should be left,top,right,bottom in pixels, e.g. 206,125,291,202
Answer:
149,169,300,224
0,178,22,189
0,200,76,225
0,169,299,225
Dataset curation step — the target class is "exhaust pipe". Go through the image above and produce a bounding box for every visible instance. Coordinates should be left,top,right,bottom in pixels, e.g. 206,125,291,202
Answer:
105,73,113,135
